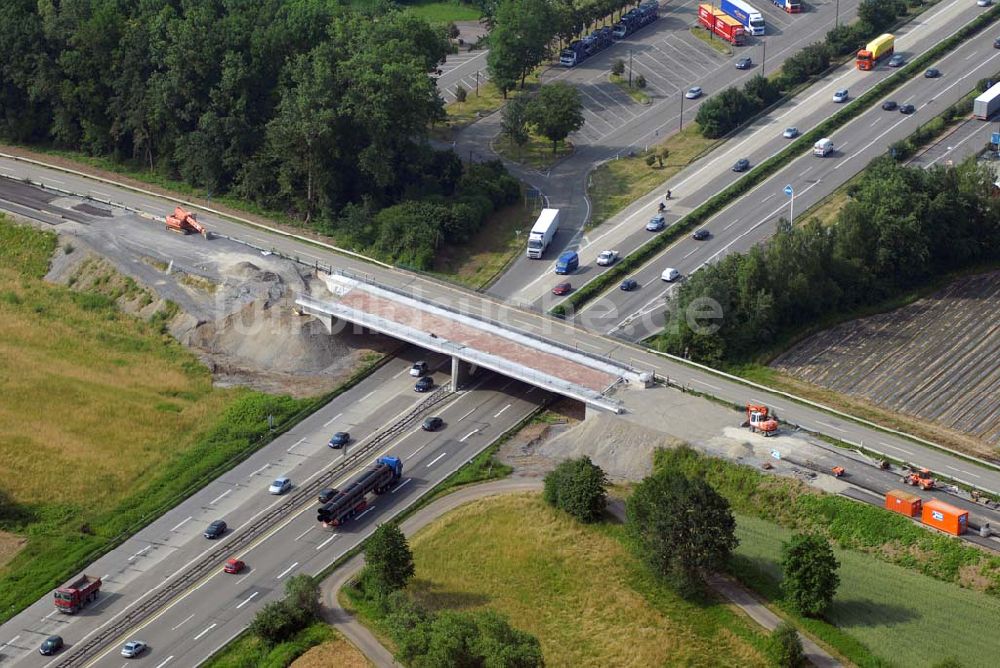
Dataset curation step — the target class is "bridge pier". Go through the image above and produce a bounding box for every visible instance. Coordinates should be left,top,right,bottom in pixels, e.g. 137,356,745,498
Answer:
451,357,478,390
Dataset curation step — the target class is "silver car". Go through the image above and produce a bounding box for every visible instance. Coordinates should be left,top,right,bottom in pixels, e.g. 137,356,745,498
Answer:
685,86,703,99
268,477,292,495
121,640,147,658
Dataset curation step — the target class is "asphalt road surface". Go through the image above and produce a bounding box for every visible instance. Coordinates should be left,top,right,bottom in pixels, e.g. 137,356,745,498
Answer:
0,354,545,667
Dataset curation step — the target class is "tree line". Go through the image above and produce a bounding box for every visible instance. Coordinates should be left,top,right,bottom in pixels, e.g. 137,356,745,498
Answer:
657,157,1000,365
0,0,521,270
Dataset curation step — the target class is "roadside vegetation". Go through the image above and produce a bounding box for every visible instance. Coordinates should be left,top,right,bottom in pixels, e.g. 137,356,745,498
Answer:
0,217,331,622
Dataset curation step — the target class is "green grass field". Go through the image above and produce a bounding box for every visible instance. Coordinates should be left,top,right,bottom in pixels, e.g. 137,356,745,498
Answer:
405,493,772,668
735,515,1000,668
351,0,481,23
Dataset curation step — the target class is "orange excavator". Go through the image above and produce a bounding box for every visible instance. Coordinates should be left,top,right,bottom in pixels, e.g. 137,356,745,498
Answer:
742,403,779,436
165,206,210,238
903,468,935,490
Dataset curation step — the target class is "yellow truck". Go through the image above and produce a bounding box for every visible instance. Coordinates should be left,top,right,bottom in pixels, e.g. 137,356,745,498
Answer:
856,33,894,70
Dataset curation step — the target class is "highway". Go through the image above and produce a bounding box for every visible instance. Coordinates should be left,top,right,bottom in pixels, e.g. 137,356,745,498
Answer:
502,0,997,308
0,350,546,666
574,16,1000,339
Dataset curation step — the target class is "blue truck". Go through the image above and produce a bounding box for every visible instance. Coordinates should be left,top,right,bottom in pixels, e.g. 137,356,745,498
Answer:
562,1,659,66
612,1,660,40
720,0,765,36
555,250,579,274
316,456,403,527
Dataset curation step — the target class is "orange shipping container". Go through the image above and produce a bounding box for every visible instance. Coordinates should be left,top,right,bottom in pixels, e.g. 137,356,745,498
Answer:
885,489,922,517
921,499,968,536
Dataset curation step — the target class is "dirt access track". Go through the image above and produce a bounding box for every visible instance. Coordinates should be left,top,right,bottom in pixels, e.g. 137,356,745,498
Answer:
772,270,1000,458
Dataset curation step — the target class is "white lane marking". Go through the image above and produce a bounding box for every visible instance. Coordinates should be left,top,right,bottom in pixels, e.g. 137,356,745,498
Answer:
248,464,269,479
682,247,699,260
154,656,174,668
879,441,913,456
499,379,515,391
2,635,20,649
127,546,152,562
193,623,217,641
724,218,741,231
170,516,192,532
392,368,408,379
171,613,195,631
526,387,536,394
945,465,979,479
815,420,847,433
295,526,314,541
360,390,376,402
90,190,113,198
761,193,775,203
45,178,65,185
44,610,57,619
392,478,413,494
460,429,480,443
236,592,259,609
409,444,427,458
427,452,448,467
324,412,343,427
276,562,299,579
688,378,721,391
287,437,307,453
458,407,476,422
356,506,376,520
316,534,340,551
0,165,14,172
209,489,232,505
494,404,512,418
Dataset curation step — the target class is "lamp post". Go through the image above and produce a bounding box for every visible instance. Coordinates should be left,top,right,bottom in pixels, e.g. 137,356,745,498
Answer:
836,0,841,27
679,91,685,132
761,39,766,76
628,49,633,88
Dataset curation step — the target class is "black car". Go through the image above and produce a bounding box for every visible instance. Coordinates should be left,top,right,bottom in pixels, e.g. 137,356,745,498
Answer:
994,36,1000,48
899,103,916,114
39,636,63,656
414,376,433,392
881,100,898,111
732,158,750,172
735,57,752,70
620,278,638,291
317,488,338,504
422,416,444,431
692,228,710,241
204,519,227,539
924,68,941,78
328,431,350,449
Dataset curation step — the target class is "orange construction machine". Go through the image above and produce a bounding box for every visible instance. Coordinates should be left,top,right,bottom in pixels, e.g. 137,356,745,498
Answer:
742,403,778,436
165,207,210,238
902,468,935,490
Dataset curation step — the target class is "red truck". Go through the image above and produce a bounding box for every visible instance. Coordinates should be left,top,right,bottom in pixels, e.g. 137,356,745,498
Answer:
698,4,746,46
54,574,102,613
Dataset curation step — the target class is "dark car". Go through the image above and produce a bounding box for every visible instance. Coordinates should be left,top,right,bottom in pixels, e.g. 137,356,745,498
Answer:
732,158,750,172
414,376,434,392
552,281,572,296
887,54,905,67
327,431,350,449
692,228,710,240
881,100,898,111
620,278,638,291
318,488,338,503
899,103,916,114
204,519,227,539
735,56,752,70
924,68,940,78
422,416,444,431
994,36,1000,48
39,636,63,656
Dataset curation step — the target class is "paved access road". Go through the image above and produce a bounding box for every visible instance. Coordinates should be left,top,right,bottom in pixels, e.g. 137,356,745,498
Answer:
504,0,994,308
576,17,1000,340
0,346,546,666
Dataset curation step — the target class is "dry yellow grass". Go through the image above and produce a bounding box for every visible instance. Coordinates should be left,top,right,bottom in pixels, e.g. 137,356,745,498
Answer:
290,636,371,668
408,493,770,668
0,531,26,569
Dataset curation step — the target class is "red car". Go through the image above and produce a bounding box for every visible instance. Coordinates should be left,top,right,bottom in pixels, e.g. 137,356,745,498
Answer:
223,558,245,574
552,282,572,296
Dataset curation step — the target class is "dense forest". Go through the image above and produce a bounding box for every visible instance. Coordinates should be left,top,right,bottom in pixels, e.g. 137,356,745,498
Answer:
656,157,1000,364
0,0,518,268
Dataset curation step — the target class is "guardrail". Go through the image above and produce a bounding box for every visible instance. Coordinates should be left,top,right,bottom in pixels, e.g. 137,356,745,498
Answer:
54,384,455,667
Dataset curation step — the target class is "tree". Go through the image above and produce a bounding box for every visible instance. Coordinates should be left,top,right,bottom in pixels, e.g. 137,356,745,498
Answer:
635,73,647,89
501,95,531,149
543,456,609,523
248,600,300,646
781,533,840,617
611,58,625,76
527,82,584,153
626,466,738,596
283,574,321,624
487,0,554,95
770,622,805,668
455,83,468,103
657,147,669,168
248,574,321,645
363,522,415,599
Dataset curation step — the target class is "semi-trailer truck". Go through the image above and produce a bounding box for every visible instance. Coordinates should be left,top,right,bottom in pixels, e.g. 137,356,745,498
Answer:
720,0,765,35
612,1,660,40
771,0,801,12
697,4,746,45
856,34,894,70
54,574,102,613
974,82,1000,119
316,456,403,527
527,208,560,259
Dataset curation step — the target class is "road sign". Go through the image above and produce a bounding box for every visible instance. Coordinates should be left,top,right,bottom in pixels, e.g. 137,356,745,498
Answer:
992,132,1000,146
771,449,782,460
783,184,794,197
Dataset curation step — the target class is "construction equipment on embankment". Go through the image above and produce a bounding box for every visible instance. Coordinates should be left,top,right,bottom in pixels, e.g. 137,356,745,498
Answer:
165,206,211,238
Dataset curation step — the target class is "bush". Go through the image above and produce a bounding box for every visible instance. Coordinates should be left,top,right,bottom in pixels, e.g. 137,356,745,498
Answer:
645,153,657,167
636,73,647,89
248,575,321,646
455,84,468,103
612,58,625,76
770,622,805,667
543,456,609,523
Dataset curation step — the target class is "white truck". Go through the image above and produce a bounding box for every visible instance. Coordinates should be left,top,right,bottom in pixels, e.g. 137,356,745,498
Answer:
974,82,1000,120
813,138,834,157
526,208,560,259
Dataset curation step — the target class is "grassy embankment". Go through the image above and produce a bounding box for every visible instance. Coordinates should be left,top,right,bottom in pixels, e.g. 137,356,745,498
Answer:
203,622,371,668
0,216,328,623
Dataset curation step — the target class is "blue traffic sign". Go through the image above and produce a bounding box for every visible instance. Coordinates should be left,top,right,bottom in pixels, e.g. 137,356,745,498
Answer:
992,132,1000,146
783,184,794,197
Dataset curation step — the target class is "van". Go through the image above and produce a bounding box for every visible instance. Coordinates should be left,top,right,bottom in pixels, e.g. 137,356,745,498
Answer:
555,250,579,275
813,138,834,157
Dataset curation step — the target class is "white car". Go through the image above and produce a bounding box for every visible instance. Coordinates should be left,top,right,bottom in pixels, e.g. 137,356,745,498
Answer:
269,477,292,495
832,88,849,103
685,86,703,99
661,268,680,282
596,250,619,266
409,361,428,377
121,640,147,658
